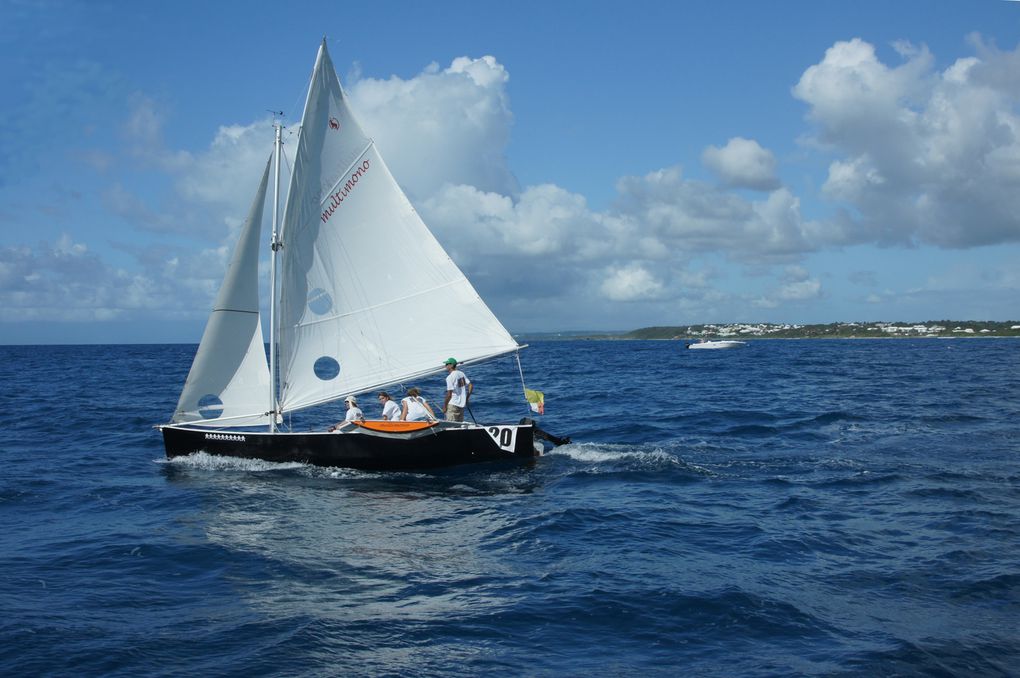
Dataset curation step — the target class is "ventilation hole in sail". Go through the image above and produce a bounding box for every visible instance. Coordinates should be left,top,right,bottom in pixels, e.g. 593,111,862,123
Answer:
197,394,224,419
314,356,341,380
308,288,333,315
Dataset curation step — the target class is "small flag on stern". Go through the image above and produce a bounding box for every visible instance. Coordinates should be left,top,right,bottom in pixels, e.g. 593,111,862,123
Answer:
525,388,545,415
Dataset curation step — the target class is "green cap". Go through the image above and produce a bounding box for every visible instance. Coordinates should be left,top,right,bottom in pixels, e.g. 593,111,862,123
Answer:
444,357,458,365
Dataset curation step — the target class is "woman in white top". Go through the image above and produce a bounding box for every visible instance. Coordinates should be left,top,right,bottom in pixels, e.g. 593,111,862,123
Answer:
344,395,365,422
377,391,401,421
328,395,364,431
400,387,436,421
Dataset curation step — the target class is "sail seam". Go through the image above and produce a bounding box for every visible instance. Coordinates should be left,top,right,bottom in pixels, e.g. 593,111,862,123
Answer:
293,277,469,329
278,345,522,414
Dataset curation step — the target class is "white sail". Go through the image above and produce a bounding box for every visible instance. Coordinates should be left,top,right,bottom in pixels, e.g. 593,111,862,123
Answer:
277,41,519,413
172,158,273,427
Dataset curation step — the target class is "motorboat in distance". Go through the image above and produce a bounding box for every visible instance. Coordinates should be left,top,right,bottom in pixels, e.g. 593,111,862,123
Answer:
686,339,747,350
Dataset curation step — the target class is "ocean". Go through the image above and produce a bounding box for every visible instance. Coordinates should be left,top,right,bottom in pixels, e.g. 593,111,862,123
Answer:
1,339,1017,676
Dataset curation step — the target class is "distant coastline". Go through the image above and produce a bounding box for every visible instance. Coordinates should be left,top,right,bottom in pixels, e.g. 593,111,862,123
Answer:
517,321,1020,341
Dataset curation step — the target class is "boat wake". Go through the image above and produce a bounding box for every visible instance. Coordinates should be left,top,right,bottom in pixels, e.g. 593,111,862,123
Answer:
156,451,516,484
545,442,714,476
156,451,308,473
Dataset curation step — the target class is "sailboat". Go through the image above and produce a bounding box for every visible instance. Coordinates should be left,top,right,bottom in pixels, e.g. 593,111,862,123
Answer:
159,40,537,471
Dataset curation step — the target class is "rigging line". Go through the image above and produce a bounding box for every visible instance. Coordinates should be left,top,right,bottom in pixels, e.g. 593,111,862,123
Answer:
211,308,259,315
281,142,294,176
515,351,530,414
286,76,309,127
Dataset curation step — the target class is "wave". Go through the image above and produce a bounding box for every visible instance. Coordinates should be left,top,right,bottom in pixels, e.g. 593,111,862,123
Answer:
844,637,1015,677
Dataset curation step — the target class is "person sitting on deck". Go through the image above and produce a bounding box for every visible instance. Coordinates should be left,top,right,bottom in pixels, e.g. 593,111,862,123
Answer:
344,395,365,422
400,387,436,422
328,395,364,431
377,391,401,421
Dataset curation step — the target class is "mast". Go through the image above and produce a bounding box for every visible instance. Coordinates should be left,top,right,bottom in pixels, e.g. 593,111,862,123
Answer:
269,118,283,432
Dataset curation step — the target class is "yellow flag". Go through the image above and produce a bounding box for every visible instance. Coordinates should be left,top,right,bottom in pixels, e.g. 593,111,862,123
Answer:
525,388,545,415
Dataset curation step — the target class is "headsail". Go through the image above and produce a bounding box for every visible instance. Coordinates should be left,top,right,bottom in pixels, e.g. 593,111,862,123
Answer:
172,157,273,427
277,41,519,413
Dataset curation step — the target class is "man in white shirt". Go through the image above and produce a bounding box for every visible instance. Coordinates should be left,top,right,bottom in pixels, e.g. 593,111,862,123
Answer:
442,357,473,422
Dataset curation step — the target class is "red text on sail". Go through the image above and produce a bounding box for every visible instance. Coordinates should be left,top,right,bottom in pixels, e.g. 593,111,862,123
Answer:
321,159,371,223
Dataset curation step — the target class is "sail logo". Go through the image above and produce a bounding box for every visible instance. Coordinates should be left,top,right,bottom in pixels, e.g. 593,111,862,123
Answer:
329,116,340,131
321,159,371,223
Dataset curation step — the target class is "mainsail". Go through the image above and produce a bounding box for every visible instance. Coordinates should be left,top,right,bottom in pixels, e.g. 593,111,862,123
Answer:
276,40,519,414
172,158,273,427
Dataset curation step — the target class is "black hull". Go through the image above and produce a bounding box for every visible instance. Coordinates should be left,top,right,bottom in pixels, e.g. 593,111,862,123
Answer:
162,422,537,471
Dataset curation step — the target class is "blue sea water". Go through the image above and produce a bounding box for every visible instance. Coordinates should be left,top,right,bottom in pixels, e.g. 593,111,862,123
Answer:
1,339,1018,676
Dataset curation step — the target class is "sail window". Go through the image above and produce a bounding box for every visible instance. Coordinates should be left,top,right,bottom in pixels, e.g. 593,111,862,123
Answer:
197,394,225,419
308,288,333,315
313,356,341,380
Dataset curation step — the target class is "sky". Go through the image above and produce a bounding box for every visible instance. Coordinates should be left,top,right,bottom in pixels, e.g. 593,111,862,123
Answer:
1,0,1019,344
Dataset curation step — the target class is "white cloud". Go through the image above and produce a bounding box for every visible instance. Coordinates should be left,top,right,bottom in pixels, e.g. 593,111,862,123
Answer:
702,137,781,190
421,182,615,262
611,167,820,259
348,56,518,199
750,265,823,308
54,233,87,257
600,264,665,301
793,36,1020,248
0,234,152,322
778,278,822,301
752,296,779,309
175,121,271,211
782,265,810,283
418,160,828,314
123,95,193,172
0,213,242,330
